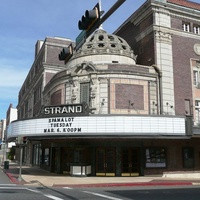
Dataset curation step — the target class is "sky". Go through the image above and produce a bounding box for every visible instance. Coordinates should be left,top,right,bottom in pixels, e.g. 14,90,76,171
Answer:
0,0,145,119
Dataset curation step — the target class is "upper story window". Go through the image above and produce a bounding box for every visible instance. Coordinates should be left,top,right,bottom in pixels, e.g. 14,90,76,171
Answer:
182,22,190,32
80,82,90,106
193,70,198,86
50,90,61,105
193,61,200,88
193,25,200,34
33,86,42,105
195,100,200,108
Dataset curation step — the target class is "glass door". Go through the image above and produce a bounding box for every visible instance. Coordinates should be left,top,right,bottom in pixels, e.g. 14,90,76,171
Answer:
121,148,140,176
96,147,115,176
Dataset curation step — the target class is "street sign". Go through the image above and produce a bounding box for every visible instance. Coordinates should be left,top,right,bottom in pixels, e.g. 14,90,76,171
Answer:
75,30,86,50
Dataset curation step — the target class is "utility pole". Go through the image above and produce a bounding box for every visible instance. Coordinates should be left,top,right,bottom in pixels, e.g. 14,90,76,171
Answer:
18,145,23,182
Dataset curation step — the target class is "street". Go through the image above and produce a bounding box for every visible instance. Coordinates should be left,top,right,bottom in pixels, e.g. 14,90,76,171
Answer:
0,157,200,200
0,169,200,200
1,185,200,200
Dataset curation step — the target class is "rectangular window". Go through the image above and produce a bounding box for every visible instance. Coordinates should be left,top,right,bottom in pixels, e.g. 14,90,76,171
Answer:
145,148,167,168
80,82,90,105
50,90,62,105
182,22,190,32
33,85,42,105
193,70,198,86
183,147,194,168
194,25,200,34
195,100,200,125
33,144,42,166
34,90,37,105
195,100,200,107
185,99,191,115
25,101,29,118
44,148,50,166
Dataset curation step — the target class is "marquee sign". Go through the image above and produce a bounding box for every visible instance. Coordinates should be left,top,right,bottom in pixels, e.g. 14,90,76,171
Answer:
7,115,187,140
41,102,89,117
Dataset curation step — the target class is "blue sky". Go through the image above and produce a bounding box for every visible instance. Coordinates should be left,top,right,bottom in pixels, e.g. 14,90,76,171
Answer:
0,0,144,119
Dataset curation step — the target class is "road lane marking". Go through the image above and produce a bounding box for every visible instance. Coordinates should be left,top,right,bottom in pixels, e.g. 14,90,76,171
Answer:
84,191,124,200
0,187,64,200
63,187,73,189
0,187,24,189
27,188,64,200
0,184,16,186
44,194,64,200
27,188,41,193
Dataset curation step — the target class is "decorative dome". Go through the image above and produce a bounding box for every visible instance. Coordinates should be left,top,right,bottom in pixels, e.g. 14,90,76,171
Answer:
73,29,137,61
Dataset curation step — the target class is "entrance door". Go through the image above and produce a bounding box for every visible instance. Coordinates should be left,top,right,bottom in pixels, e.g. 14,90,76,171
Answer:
96,147,115,176
121,148,140,176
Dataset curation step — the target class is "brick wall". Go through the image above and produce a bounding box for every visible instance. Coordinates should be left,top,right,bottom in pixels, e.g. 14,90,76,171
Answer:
115,84,144,110
172,35,199,115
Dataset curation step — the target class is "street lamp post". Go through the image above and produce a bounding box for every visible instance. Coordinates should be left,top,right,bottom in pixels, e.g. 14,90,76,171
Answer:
16,136,26,182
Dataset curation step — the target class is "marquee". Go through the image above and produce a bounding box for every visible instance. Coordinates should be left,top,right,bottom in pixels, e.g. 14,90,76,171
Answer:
7,115,186,139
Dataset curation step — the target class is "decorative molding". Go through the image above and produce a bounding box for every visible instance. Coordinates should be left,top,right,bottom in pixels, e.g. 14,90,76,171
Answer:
194,44,200,56
152,7,170,16
154,30,172,44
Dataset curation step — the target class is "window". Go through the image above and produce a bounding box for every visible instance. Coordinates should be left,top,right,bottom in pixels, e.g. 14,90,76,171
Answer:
33,144,42,166
185,99,191,115
80,82,90,105
145,148,167,168
25,101,29,117
182,22,190,32
195,100,200,125
193,70,198,86
193,61,200,87
44,148,50,166
194,25,200,34
51,90,62,105
183,147,194,168
33,86,42,105
195,100,200,107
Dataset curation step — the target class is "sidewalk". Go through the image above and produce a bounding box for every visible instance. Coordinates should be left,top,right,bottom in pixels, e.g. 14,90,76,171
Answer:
2,161,200,188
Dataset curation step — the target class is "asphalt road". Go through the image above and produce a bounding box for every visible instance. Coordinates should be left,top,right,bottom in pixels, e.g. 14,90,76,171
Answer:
0,184,200,200
1,168,200,200
0,168,13,184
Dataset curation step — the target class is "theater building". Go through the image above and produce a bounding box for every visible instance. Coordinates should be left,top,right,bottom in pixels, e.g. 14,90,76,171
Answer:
7,0,200,177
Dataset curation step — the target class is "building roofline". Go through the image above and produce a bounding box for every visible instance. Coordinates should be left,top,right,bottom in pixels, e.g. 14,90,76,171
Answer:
167,0,200,11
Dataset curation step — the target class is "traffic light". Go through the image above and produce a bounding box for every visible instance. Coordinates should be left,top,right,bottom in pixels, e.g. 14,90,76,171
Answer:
58,43,73,63
23,137,27,144
78,3,100,33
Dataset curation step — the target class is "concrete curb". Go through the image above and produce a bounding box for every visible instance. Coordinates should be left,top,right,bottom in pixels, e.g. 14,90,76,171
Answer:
53,181,193,188
2,164,198,188
4,170,195,188
5,172,22,184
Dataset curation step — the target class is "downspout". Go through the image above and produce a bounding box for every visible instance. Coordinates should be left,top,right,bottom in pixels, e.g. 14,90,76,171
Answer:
152,64,163,115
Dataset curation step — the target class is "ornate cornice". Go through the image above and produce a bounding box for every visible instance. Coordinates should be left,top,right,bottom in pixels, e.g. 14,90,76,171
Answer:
154,30,172,44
